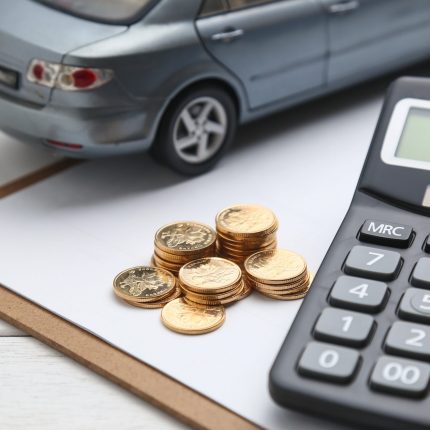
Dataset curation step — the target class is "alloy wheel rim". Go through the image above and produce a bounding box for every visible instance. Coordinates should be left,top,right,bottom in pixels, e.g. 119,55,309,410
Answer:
173,96,228,164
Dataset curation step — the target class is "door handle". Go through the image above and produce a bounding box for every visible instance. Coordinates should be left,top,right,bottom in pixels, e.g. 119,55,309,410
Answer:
211,28,244,43
328,0,360,14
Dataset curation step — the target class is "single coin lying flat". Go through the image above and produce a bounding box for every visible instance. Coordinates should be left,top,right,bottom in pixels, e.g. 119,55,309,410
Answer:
161,298,226,335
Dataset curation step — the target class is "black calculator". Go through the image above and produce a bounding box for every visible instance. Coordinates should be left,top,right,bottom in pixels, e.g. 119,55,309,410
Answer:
270,77,430,430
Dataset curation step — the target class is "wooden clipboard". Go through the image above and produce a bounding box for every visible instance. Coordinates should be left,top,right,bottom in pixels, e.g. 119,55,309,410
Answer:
0,162,260,430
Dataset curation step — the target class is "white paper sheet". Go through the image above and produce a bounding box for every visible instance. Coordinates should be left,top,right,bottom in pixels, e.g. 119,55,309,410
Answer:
0,131,58,184
0,85,384,429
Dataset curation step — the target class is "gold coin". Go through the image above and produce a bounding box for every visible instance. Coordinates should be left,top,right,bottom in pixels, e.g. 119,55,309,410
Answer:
248,272,311,292
161,298,225,335
182,281,243,301
179,257,242,293
256,286,310,301
151,256,176,271
122,287,183,308
113,266,176,303
216,232,277,248
154,245,215,263
216,204,278,238
155,222,216,255
235,279,253,301
152,253,182,268
152,254,182,271
252,282,309,295
184,282,246,306
245,249,307,283
216,240,277,256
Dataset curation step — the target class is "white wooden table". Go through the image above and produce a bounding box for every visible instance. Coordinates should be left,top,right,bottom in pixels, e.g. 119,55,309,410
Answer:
0,133,186,430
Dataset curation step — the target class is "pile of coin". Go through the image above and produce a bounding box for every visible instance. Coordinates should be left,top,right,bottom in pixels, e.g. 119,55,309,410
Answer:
152,221,216,276
215,204,278,266
113,266,182,308
179,257,251,307
112,204,313,335
244,249,312,300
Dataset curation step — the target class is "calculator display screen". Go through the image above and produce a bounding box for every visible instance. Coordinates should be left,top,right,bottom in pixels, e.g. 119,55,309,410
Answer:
395,108,430,162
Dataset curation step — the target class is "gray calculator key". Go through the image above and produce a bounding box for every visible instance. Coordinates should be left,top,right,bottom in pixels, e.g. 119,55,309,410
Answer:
370,355,430,398
344,245,402,281
314,308,375,347
385,321,430,360
298,341,360,383
329,275,388,313
411,258,430,289
399,288,430,323
359,220,413,248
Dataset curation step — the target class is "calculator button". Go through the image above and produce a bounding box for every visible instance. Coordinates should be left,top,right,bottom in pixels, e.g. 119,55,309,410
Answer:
359,220,413,248
411,258,430,289
329,275,388,313
424,236,430,254
344,246,402,281
398,288,430,324
314,308,375,347
370,356,430,398
385,321,430,360
298,341,360,383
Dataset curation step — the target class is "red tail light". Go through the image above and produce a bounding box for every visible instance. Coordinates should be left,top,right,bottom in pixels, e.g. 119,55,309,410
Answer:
27,59,113,91
72,69,97,89
32,64,44,81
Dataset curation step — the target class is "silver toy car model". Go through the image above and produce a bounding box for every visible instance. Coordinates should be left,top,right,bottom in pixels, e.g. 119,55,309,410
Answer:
1,0,430,175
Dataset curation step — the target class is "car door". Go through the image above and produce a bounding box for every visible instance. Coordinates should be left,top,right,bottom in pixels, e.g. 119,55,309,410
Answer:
320,0,430,84
196,0,327,109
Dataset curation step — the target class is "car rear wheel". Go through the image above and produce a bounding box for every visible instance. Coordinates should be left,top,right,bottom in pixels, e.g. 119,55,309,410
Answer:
152,86,237,175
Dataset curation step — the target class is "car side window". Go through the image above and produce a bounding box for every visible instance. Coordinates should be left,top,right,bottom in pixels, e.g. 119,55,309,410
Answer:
199,0,229,17
228,0,275,10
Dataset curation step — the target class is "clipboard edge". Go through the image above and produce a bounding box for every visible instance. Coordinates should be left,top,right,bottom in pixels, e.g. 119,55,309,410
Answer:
0,285,261,430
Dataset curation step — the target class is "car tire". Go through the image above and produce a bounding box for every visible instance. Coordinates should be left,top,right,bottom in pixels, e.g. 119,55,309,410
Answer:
151,85,237,176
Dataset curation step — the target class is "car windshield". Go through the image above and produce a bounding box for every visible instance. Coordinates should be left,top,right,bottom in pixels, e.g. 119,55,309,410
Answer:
35,0,156,24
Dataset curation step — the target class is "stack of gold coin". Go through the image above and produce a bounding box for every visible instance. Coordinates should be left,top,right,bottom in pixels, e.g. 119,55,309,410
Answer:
215,204,278,266
152,221,217,275
179,257,251,307
113,266,182,308
244,249,312,300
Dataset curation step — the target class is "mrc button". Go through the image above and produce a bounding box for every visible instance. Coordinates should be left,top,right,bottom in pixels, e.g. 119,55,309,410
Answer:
359,220,413,248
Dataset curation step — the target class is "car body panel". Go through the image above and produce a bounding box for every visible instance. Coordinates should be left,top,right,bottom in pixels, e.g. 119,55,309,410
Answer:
0,89,154,154
1,0,430,159
321,0,430,83
65,0,246,106
0,0,127,106
196,0,327,109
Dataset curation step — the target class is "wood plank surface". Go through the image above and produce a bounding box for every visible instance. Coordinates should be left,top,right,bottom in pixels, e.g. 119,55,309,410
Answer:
0,336,187,430
0,319,26,336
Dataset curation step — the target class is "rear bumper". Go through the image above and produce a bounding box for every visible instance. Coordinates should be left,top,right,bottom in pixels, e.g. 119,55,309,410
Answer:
0,92,159,156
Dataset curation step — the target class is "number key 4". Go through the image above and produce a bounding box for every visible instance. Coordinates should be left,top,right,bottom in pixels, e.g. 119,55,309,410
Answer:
329,275,389,313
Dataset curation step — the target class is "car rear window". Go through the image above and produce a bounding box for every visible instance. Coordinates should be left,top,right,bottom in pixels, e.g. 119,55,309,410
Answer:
35,0,158,24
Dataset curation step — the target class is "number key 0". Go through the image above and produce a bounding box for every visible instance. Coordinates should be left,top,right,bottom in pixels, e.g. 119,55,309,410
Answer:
298,341,360,383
